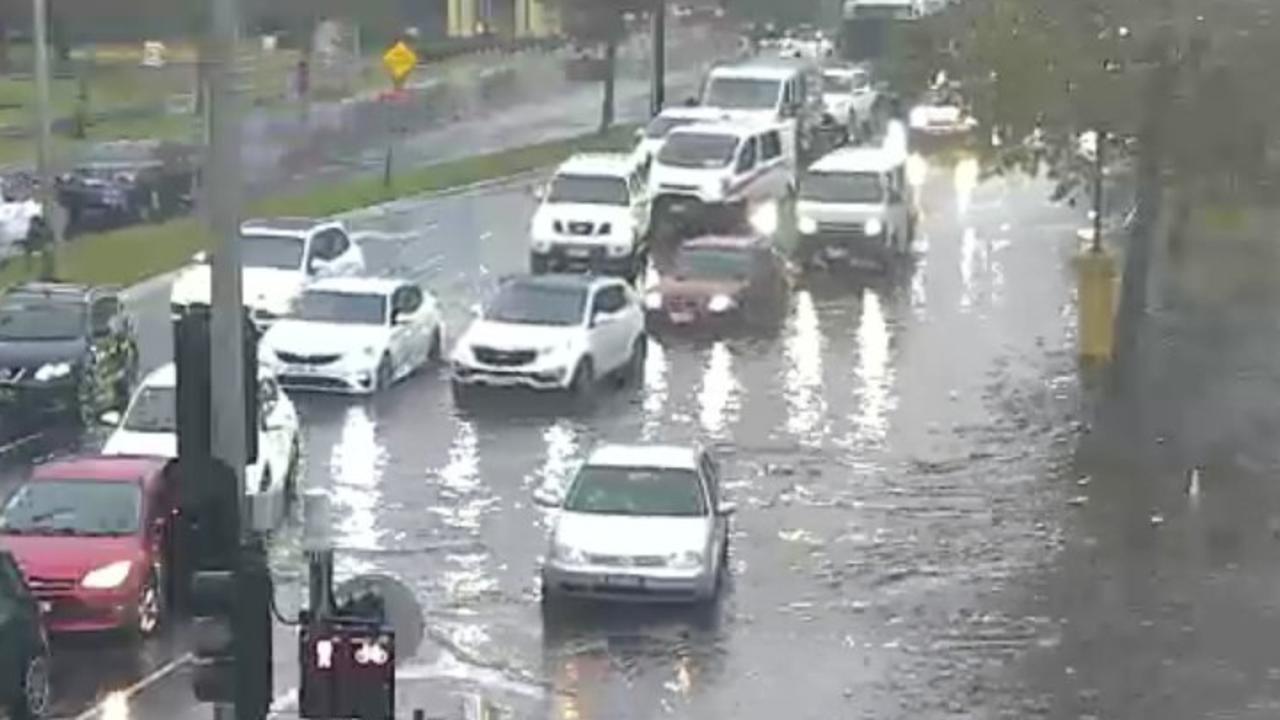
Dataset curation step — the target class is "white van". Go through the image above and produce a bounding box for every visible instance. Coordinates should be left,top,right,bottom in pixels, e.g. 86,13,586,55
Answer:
700,58,825,163
650,119,796,235
794,146,915,269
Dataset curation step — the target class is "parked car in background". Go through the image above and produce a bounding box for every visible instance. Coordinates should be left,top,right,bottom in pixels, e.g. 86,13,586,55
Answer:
169,217,366,328
56,140,199,232
0,456,177,638
0,174,41,248
644,235,789,332
821,63,880,139
541,443,733,605
0,283,138,426
0,550,49,720
908,77,978,141
102,362,299,527
262,277,445,394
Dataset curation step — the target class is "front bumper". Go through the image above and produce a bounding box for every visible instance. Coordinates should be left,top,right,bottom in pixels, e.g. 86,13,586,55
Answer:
34,586,138,634
273,359,375,394
530,243,636,276
0,379,79,418
797,227,891,267
542,562,712,603
645,305,741,332
452,360,572,391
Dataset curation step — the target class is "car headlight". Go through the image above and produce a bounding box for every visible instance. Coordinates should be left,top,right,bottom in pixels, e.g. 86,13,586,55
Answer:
749,201,779,236
910,108,930,129
360,345,377,357
33,361,73,382
81,559,133,589
553,220,564,233
597,222,613,236
644,291,663,310
708,294,736,313
531,237,551,253
553,542,587,565
797,215,818,235
669,551,703,569
865,218,884,236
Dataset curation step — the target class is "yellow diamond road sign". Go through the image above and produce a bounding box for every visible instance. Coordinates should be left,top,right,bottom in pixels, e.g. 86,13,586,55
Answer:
382,41,418,86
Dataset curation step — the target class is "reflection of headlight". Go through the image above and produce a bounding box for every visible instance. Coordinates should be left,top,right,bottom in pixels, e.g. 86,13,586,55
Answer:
797,216,818,235
669,551,703,569
865,218,884,236
708,294,736,313
644,291,662,310
81,560,132,589
749,201,779,236
553,542,587,565
910,109,929,129
34,361,73,382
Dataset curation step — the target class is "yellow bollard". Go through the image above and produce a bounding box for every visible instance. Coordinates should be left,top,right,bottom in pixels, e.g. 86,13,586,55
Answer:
1075,245,1117,362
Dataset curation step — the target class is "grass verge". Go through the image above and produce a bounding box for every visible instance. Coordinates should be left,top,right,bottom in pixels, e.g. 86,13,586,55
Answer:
0,124,636,289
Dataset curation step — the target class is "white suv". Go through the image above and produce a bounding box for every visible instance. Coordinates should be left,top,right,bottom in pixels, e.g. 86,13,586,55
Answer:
169,217,366,327
529,154,651,280
450,274,646,402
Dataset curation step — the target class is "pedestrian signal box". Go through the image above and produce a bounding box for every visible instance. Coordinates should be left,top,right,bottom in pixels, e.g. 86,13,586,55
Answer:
299,618,396,720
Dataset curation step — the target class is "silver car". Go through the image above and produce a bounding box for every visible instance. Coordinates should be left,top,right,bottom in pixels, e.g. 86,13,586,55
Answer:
541,444,734,604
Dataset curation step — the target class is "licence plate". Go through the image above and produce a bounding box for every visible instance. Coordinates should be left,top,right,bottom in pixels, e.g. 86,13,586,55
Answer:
38,601,51,614
824,245,850,259
566,247,591,258
289,364,317,375
604,575,643,588
669,311,694,324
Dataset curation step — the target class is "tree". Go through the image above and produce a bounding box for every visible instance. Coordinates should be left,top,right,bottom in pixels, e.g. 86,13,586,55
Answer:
544,0,649,132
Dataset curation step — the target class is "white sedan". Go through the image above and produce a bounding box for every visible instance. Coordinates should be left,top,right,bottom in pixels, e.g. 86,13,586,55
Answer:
101,362,300,529
261,277,444,394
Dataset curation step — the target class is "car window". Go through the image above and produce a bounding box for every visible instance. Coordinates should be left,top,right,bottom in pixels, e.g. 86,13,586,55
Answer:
123,385,176,433
736,137,758,174
761,131,782,161
396,286,424,315
312,229,347,260
241,234,306,270
593,286,626,315
486,282,586,326
91,296,120,335
699,453,720,503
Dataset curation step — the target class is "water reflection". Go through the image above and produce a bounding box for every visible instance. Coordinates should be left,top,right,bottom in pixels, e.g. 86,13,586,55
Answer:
959,226,981,311
853,288,895,445
954,156,980,215
783,290,827,446
698,342,739,439
430,419,483,532
642,338,669,441
530,419,580,514
329,405,387,572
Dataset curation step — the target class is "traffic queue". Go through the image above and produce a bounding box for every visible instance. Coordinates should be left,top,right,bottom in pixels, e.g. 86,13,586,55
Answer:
0,48,976,720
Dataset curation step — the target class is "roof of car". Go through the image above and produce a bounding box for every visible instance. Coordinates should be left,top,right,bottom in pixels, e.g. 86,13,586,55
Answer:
501,273,613,291
808,146,903,173
709,59,815,81
307,276,405,295
241,217,337,235
556,153,640,177
683,234,768,251
5,282,105,303
140,360,277,390
670,119,780,139
586,444,701,471
32,455,169,484
654,106,727,121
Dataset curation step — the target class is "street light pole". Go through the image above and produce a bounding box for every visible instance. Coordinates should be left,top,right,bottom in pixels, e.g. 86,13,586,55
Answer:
650,0,666,117
1092,129,1105,252
32,0,58,278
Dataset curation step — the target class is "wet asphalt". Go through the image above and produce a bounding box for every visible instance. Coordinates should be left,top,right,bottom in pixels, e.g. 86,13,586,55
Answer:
40,145,1110,720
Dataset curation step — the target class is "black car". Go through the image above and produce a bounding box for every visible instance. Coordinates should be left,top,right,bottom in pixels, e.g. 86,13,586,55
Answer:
0,550,49,720
56,140,199,232
0,283,138,426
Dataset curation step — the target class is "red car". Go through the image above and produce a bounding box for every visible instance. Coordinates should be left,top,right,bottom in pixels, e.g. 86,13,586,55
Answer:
644,235,790,332
0,456,176,637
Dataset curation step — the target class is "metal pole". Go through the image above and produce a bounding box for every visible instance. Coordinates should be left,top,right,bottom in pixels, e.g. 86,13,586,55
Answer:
207,0,245,706
302,491,334,619
1092,129,1104,252
650,0,666,116
32,0,58,278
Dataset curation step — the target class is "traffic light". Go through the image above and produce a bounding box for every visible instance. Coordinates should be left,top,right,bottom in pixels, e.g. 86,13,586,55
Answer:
190,540,273,720
299,617,396,720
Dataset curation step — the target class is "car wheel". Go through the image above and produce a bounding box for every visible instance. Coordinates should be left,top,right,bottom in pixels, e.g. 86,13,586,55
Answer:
567,359,594,406
619,336,646,387
135,572,163,638
451,380,473,408
427,327,444,363
375,354,393,391
9,653,50,720
284,436,300,502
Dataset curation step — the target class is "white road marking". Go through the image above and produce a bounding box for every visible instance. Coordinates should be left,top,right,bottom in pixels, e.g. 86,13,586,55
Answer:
67,653,192,720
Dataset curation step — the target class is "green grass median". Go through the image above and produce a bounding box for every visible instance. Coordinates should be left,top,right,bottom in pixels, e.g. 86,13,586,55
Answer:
0,124,636,290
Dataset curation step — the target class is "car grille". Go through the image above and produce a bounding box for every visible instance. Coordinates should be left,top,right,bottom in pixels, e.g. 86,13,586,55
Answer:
472,347,536,367
279,375,350,390
26,576,77,598
566,221,595,236
817,221,868,235
586,553,668,567
664,295,703,313
659,183,699,194
0,366,30,382
277,351,341,365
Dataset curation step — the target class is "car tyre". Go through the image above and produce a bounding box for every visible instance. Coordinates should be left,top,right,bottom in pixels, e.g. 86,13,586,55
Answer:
375,354,393,392
9,653,50,720
619,336,646,387
567,359,594,407
427,327,444,363
135,571,163,639
451,380,474,409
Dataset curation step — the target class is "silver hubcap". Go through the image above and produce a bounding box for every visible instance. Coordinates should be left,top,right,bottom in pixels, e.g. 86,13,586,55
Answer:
24,657,49,715
138,580,159,635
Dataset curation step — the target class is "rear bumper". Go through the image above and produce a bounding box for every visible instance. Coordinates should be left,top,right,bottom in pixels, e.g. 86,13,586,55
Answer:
542,564,711,603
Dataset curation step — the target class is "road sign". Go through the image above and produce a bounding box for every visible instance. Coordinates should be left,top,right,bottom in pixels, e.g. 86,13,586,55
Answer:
382,41,418,88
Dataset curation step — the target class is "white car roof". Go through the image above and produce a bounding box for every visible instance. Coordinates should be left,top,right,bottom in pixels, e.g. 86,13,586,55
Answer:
586,443,701,471
670,119,780,140
556,153,640,178
307,276,405,296
708,63,807,82
655,106,726,122
809,146,903,174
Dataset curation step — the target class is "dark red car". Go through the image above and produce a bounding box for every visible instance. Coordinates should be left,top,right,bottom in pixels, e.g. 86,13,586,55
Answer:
644,235,790,331
0,456,176,637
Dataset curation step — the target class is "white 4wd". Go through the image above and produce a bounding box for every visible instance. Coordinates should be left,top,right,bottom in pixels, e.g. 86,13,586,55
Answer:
650,120,796,236
450,274,647,401
821,64,879,138
529,154,651,280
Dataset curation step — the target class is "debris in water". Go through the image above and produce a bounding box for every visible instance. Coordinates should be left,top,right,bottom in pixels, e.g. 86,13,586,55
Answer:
1187,466,1201,500
1150,512,1165,526
1068,495,1088,507
1076,476,1091,487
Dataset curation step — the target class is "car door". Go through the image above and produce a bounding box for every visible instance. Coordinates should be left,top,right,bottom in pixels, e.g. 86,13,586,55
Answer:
699,452,727,568
389,285,427,374
628,170,650,241
733,136,759,203
886,169,908,241
760,130,788,199
255,377,290,497
588,285,630,373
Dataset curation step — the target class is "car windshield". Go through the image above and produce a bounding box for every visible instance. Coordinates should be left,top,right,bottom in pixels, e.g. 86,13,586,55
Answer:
658,133,739,169
122,386,175,433
298,291,387,324
240,234,306,270
823,74,853,93
645,115,700,139
547,174,629,206
485,282,586,326
0,481,142,537
801,171,886,203
0,301,85,340
82,142,154,165
676,248,754,280
703,76,782,110
564,466,706,517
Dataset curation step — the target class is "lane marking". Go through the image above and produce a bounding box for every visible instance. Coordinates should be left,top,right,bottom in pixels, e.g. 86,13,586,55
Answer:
67,653,193,720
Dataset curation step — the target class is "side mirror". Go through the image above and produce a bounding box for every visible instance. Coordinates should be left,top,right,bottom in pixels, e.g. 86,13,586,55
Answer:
469,303,482,317
192,250,209,264
717,501,737,516
307,257,329,275
683,97,698,107
592,311,616,327
99,410,122,427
